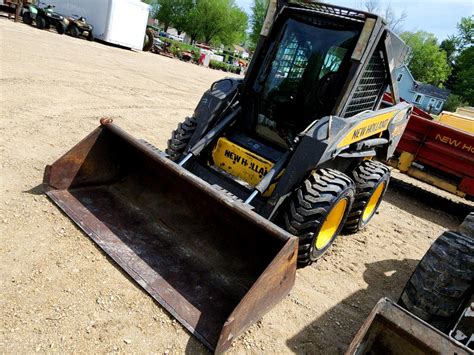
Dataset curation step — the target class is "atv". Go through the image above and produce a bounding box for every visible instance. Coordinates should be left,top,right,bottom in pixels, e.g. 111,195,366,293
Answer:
22,3,68,35
66,15,94,41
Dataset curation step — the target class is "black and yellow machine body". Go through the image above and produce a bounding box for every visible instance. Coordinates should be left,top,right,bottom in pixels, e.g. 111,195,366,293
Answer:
45,1,412,352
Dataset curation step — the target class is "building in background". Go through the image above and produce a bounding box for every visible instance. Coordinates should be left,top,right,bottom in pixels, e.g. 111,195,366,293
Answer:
394,65,450,114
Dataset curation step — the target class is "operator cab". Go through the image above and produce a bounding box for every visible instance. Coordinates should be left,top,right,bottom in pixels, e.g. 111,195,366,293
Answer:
247,12,363,149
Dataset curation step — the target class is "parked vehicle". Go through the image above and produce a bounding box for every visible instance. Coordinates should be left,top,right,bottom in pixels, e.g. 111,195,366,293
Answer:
158,31,170,38
169,34,183,42
0,0,33,21
384,93,474,199
66,15,93,41
45,0,150,50
22,3,68,34
45,1,412,352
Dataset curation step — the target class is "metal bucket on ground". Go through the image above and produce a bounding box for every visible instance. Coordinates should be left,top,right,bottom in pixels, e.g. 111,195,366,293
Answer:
43,120,297,352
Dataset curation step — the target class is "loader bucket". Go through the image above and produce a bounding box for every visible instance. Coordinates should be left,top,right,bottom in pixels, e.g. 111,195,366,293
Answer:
43,120,297,352
346,298,471,355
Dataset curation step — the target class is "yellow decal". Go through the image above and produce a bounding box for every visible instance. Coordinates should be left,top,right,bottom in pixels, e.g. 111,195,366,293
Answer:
435,134,474,153
337,111,396,148
212,138,274,187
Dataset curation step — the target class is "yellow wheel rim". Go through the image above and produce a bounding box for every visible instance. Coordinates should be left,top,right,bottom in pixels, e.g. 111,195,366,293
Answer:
315,198,348,250
362,182,385,222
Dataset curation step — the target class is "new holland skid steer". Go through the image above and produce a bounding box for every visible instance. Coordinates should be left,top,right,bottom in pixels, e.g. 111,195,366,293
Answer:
44,1,412,352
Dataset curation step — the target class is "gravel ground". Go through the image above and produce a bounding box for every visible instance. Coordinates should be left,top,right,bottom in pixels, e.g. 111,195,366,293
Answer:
1,17,471,354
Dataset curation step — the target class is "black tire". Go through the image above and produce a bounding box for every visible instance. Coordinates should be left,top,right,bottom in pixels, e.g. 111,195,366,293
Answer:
22,12,32,25
143,27,154,52
36,16,46,30
69,24,80,38
56,23,66,35
282,169,355,267
459,212,474,238
165,116,197,162
398,231,474,332
344,160,390,233
87,30,94,42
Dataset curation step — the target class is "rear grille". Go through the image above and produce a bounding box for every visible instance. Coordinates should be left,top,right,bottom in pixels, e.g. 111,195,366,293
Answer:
343,50,387,117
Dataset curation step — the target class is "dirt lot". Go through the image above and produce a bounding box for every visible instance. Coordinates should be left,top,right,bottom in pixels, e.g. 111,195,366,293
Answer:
1,18,471,354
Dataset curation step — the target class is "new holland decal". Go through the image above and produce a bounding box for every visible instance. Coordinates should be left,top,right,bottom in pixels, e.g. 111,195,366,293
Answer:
337,111,397,148
212,138,274,187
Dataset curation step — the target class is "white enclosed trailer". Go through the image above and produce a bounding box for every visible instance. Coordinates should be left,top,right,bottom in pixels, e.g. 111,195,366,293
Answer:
46,0,150,50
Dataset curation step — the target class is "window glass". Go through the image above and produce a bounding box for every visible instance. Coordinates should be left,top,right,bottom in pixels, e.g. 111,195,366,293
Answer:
397,73,403,81
435,100,443,109
414,94,423,104
256,18,360,148
319,46,348,79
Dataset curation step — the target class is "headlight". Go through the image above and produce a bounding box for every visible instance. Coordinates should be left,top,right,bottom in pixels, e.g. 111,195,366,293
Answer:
64,19,69,25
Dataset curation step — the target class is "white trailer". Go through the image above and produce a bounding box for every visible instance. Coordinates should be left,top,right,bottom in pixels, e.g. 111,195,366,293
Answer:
45,0,150,50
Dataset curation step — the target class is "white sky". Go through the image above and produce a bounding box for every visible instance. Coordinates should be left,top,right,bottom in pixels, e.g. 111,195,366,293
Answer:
236,0,474,41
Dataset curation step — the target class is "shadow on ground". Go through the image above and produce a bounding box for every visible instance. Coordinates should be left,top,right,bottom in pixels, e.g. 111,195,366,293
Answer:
24,184,43,195
286,258,419,354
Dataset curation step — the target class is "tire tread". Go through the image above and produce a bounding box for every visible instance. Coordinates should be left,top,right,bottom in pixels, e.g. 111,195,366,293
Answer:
398,231,474,332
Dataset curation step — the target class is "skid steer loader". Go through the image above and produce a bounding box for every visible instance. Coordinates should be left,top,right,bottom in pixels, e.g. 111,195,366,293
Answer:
44,1,412,352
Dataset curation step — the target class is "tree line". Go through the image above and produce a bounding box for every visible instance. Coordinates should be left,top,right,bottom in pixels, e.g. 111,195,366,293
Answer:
144,0,248,46
399,16,473,110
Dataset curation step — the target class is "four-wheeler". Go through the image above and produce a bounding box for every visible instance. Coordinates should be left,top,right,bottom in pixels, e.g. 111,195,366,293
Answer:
66,15,94,41
22,2,68,34
44,1,412,352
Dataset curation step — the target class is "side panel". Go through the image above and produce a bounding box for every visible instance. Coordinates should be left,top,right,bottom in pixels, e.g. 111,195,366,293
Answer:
46,0,149,50
107,0,149,50
438,112,474,134
336,111,395,148
261,102,411,217
188,78,241,150
396,114,474,195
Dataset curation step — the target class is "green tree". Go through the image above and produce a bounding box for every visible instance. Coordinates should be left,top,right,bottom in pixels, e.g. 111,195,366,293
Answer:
400,31,451,86
189,0,247,45
440,36,457,65
148,0,193,33
215,5,248,45
456,16,474,50
171,0,194,35
152,0,174,31
452,46,474,106
443,94,467,112
249,0,268,48
183,5,203,43
442,17,473,104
